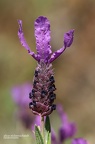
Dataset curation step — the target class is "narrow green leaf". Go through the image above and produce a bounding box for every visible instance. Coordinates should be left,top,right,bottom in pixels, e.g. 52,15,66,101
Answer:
35,125,44,144
44,116,51,144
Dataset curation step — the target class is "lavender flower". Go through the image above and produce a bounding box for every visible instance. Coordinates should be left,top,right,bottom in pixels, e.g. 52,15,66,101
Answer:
18,16,74,116
11,83,40,130
51,105,88,144
51,104,76,144
72,138,88,144
57,104,76,142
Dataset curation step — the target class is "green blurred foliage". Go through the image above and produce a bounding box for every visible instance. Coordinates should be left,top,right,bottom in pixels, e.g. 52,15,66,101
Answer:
0,0,95,143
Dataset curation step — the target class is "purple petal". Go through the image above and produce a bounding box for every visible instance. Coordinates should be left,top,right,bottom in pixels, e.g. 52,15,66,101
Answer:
72,138,88,144
49,30,74,63
34,16,52,63
18,20,39,61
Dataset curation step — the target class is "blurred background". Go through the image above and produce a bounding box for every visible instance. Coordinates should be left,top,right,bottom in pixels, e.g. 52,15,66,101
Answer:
0,0,95,143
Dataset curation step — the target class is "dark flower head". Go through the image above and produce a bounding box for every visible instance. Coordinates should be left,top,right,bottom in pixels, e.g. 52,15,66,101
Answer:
72,138,88,144
18,16,74,64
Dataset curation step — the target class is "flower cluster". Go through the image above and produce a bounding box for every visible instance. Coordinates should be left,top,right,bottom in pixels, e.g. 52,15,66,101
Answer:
18,16,74,116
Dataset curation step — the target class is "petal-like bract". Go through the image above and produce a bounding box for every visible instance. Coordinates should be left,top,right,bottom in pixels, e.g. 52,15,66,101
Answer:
64,30,74,48
35,16,52,63
49,30,74,63
18,16,74,63
18,20,39,61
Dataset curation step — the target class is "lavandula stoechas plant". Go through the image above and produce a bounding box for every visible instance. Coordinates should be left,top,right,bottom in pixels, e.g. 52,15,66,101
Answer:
18,16,75,143
18,16,74,118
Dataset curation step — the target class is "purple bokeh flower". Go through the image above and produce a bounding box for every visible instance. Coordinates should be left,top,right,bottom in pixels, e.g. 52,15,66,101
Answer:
51,129,59,144
51,104,76,144
11,83,31,107
18,16,74,64
11,83,40,130
72,138,88,144
51,105,88,144
57,104,76,142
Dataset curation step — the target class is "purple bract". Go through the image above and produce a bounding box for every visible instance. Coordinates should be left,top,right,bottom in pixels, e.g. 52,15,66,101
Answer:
18,16,74,63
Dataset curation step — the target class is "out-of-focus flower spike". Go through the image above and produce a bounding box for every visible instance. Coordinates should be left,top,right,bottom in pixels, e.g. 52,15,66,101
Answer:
72,138,88,144
57,104,67,122
11,83,39,130
59,123,76,142
18,20,39,61
51,129,59,144
49,30,74,63
57,104,76,142
11,83,32,106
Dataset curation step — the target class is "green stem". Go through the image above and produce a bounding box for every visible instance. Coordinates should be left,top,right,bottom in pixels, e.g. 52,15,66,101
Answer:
41,116,44,141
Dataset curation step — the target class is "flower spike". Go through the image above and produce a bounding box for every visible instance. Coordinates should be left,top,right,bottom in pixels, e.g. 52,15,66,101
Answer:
18,16,74,116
